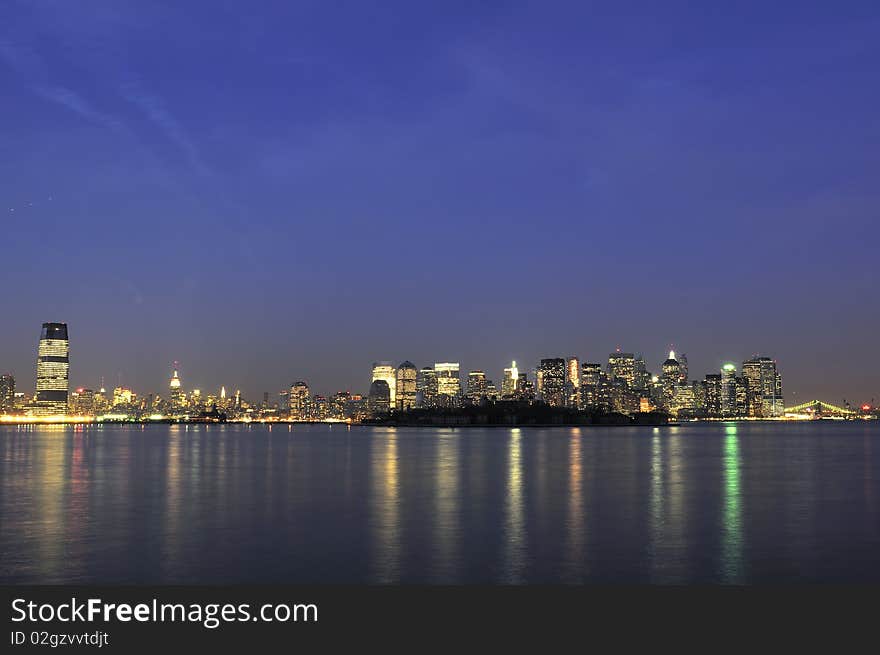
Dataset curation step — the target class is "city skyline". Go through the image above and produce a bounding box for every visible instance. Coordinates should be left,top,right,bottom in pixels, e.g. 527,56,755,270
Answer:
1,321,876,417
2,3,878,406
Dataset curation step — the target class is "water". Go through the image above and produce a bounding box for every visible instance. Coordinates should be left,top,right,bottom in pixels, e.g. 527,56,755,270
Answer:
1,422,878,584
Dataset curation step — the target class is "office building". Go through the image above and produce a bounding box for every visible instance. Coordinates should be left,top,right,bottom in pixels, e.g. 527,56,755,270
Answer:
435,362,461,405
0,374,14,413
539,358,566,407
34,322,69,416
395,361,418,411
372,362,397,407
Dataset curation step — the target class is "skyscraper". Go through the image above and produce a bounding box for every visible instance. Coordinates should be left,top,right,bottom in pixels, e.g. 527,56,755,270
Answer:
538,358,566,407
289,381,311,419
580,362,609,411
566,357,580,407
608,351,635,387
466,370,487,405
368,379,391,415
417,366,438,408
501,361,519,398
742,356,784,417
633,356,650,391
660,350,681,409
34,322,69,416
0,374,14,414
721,363,737,417
435,362,461,405
704,374,722,417
169,363,184,408
395,361,418,410
372,362,397,407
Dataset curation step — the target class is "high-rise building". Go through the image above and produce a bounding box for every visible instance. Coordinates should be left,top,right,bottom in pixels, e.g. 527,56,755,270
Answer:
580,363,609,411
417,367,438,408
372,362,397,406
678,353,689,384
704,374,722,417
633,356,650,391
435,362,461,405
0,374,14,414
289,381,311,420
330,391,351,420
539,358,566,407
169,363,184,408
566,357,580,407
395,361,418,411
501,361,519,398
660,351,682,409
112,387,134,407
742,357,784,417
721,363,737,417
34,322,70,416
368,379,391,415
69,388,97,416
466,370,487,405
608,351,635,388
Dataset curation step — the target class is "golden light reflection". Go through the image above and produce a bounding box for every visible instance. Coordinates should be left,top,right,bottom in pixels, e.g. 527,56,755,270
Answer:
370,431,400,583
501,428,526,583
563,430,585,582
432,434,461,581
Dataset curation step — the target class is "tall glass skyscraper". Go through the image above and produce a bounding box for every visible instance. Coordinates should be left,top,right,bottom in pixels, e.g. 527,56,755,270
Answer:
34,322,70,416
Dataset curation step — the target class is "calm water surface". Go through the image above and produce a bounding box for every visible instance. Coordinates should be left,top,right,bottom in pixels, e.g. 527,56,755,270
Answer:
1,422,878,584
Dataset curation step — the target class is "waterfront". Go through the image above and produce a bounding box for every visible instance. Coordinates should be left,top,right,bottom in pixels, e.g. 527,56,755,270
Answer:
1,422,878,584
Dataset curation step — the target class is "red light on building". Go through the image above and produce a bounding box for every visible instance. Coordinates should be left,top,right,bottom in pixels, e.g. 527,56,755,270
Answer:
862,404,872,411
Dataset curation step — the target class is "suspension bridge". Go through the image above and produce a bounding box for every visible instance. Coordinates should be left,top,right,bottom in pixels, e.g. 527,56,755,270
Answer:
784,400,858,417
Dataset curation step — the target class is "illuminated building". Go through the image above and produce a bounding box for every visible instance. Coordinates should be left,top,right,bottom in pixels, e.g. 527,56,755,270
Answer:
94,387,110,414
435,362,461,406
539,358,566,407
501,361,519,398
660,351,682,409
515,372,535,402
330,391,351,419
679,353,689,383
608,351,635,388
672,384,696,417
692,379,707,413
735,376,749,417
312,394,328,420
0,374,14,413
485,380,499,401
368,379,391,415
609,378,639,414
69,388,97,416
565,357,580,407
742,357,784,417
580,363,610,411
169,363,183,407
289,381,310,420
372,362,397,407
466,370,487,405
113,387,134,407
721,364,737,417
395,361,418,410
705,374,722,417
633,356,650,391
34,322,69,416
417,367,437,408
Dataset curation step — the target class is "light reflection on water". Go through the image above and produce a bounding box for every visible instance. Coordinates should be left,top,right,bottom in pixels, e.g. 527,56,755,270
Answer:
1,422,879,584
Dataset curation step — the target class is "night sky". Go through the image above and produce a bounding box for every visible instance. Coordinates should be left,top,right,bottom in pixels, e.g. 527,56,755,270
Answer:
1,1,878,405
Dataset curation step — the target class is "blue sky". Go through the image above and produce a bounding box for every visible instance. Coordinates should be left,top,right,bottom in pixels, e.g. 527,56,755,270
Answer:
1,1,878,403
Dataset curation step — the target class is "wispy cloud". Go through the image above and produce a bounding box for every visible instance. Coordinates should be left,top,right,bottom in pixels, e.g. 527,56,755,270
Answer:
120,78,208,175
0,37,126,133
